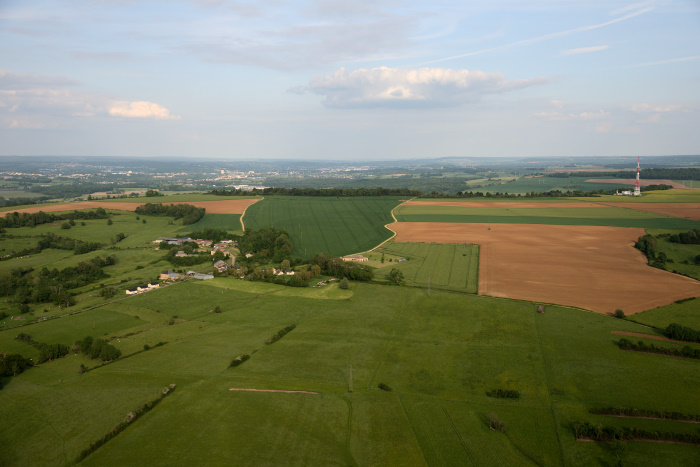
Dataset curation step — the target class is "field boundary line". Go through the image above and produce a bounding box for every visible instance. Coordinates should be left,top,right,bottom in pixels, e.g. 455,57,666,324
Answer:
228,388,319,394
239,197,263,231
363,197,416,253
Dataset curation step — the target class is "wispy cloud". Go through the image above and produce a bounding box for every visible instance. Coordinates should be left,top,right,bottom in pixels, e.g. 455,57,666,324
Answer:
109,101,180,120
296,66,547,108
633,55,700,67
423,5,653,65
562,45,609,56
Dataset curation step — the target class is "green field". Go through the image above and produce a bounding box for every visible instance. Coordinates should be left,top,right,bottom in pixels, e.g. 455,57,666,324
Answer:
374,242,479,293
2,281,700,466
394,203,700,230
243,196,405,257
465,176,630,194
176,213,243,233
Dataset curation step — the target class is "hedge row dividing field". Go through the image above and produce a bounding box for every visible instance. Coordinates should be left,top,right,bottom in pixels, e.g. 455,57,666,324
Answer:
242,196,405,257
376,242,479,293
2,281,700,466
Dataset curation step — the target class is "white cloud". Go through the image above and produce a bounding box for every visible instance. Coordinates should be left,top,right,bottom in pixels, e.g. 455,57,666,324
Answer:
299,66,547,108
108,101,180,120
533,109,609,121
562,45,609,56
628,103,686,113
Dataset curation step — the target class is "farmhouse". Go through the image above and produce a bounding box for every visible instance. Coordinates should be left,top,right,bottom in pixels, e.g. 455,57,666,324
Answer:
341,254,368,262
160,270,182,281
125,289,138,295
214,260,229,272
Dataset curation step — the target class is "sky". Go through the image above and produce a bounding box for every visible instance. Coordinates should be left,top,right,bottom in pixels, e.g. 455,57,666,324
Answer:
0,0,699,160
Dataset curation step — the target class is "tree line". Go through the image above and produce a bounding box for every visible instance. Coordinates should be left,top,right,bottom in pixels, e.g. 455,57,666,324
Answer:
553,167,700,181
0,208,109,229
309,253,374,281
209,187,422,197
134,203,205,225
665,323,700,343
15,333,70,363
590,406,700,423
571,421,700,444
616,338,700,359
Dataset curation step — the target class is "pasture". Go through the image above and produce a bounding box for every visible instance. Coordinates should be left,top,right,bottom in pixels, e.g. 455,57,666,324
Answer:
176,213,243,233
374,242,479,293
242,196,404,257
464,176,629,194
2,281,700,466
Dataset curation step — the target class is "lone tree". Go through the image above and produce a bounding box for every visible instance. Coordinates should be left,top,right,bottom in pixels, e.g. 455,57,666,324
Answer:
339,277,350,289
614,309,626,319
388,268,405,285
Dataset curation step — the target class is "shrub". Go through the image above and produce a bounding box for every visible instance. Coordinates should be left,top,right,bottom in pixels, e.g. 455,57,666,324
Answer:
489,413,505,431
486,388,520,399
265,324,297,345
614,309,625,319
229,354,250,368
378,383,392,391
339,277,350,289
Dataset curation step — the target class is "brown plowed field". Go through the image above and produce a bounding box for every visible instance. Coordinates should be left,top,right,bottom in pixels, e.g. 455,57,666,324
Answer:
4,199,261,215
391,222,700,314
602,202,700,220
403,201,601,208
585,178,690,189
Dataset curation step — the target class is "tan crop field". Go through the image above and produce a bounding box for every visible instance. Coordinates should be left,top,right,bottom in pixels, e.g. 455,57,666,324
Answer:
602,202,700,220
4,198,261,215
391,222,700,315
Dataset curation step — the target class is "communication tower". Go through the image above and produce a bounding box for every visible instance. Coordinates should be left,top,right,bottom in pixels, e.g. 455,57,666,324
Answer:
634,156,641,196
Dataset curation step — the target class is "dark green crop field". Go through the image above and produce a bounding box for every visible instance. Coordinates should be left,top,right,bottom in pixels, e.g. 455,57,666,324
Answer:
394,203,700,230
176,213,242,233
2,281,700,466
243,196,405,257
465,176,629,194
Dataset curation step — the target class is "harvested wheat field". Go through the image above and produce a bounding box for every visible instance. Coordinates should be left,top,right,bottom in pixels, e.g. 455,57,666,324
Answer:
391,222,700,314
585,178,690,189
402,200,601,208
602,202,700,220
5,198,261,215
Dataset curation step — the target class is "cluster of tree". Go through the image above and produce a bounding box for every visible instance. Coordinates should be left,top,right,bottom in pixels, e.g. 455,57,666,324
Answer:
590,406,700,422
134,203,205,225
15,333,70,363
229,354,250,368
560,167,700,181
309,253,374,281
0,255,117,307
74,384,176,464
0,208,108,229
184,227,233,243
634,234,667,269
73,336,122,361
144,189,164,197
388,268,405,285
616,338,700,359
237,227,292,263
265,324,296,345
664,229,700,245
0,352,32,378
164,248,211,267
665,323,700,343
209,187,422,197
239,266,313,287
486,388,520,399
571,421,700,444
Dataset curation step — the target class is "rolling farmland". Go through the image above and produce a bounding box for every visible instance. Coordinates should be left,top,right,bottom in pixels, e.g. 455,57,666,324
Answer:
243,196,405,257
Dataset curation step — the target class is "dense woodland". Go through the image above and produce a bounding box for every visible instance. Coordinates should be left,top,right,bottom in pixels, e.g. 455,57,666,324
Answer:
0,208,109,229
134,203,205,225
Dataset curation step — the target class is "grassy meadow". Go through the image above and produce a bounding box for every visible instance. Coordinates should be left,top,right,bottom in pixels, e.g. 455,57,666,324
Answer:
464,176,630,194
177,213,243,233
243,196,405,258
2,280,700,466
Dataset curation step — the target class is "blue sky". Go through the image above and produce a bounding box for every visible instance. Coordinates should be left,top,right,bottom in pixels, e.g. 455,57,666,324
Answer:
1,0,698,160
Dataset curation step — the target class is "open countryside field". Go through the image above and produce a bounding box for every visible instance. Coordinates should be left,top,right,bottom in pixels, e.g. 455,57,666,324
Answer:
243,196,404,258
176,213,243,233
374,242,479,293
585,178,690,189
391,222,700,314
394,201,700,230
602,202,700,220
464,176,631,194
2,282,700,466
0,198,260,215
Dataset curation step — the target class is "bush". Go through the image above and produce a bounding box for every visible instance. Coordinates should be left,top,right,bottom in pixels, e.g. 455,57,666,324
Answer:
229,354,250,368
614,309,625,319
339,277,349,289
378,383,392,391
265,324,296,345
486,388,520,399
